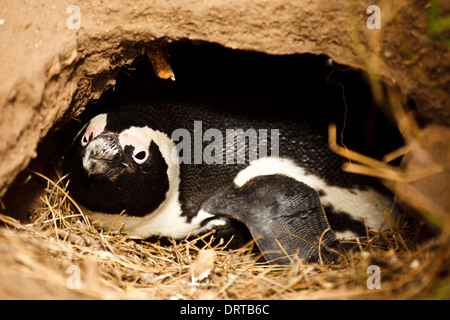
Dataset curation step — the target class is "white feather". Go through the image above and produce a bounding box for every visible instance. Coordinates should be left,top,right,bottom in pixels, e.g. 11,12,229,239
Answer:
234,157,395,232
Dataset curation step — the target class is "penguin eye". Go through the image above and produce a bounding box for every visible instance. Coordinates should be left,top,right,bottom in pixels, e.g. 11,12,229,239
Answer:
81,132,91,147
119,130,150,164
132,148,149,164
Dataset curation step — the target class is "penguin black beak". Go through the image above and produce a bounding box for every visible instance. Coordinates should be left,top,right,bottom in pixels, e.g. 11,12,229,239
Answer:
82,134,121,177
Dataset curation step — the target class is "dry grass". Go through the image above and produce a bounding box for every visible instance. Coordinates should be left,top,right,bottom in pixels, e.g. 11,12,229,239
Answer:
0,83,449,300
0,165,448,300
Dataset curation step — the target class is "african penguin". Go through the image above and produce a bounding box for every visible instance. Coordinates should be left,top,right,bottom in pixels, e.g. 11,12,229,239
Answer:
63,97,398,264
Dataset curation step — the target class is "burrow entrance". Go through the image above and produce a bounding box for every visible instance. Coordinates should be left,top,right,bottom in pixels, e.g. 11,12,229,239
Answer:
2,41,405,223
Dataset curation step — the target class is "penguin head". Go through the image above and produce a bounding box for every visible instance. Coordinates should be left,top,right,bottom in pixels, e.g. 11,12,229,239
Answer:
78,114,155,180
64,112,176,217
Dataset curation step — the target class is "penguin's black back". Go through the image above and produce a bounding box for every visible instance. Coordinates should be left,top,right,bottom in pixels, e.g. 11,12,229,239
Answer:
109,95,383,222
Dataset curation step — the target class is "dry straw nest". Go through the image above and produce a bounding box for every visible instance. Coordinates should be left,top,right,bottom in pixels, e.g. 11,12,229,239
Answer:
1,91,449,299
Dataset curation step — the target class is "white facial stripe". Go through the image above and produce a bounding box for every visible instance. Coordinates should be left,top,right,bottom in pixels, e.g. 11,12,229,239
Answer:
118,126,178,165
73,113,107,146
118,127,151,163
234,157,394,231
88,113,107,132
141,128,181,186
119,126,152,150
86,114,107,141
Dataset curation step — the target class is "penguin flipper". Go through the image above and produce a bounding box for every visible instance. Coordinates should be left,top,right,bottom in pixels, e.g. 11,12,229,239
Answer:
201,174,353,265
